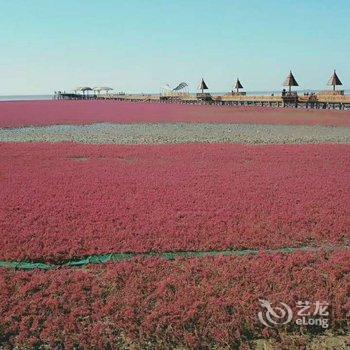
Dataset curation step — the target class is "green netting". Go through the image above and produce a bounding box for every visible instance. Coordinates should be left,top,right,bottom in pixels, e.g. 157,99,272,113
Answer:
0,245,344,271
0,260,54,270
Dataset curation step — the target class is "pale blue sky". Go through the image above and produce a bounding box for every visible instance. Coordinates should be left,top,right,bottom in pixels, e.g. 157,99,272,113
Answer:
0,0,349,94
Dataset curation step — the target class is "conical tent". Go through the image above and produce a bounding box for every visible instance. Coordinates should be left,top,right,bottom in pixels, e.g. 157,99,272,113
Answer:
283,71,299,92
234,78,243,92
198,78,209,93
327,70,342,91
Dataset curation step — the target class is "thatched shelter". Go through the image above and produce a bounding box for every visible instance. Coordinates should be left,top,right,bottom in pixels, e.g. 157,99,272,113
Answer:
234,78,243,93
283,71,299,92
327,70,342,91
198,78,209,94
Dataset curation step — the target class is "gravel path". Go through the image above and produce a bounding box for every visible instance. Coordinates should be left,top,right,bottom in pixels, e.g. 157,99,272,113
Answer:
0,123,349,144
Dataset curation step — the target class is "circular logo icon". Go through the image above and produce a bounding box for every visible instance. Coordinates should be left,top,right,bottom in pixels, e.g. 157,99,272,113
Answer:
258,299,293,328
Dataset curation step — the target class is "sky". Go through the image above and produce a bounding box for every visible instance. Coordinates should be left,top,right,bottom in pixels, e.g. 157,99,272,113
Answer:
0,0,349,95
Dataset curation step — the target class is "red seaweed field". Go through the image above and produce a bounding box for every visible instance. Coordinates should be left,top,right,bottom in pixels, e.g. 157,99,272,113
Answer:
1,100,350,127
0,250,349,349
0,143,349,262
0,102,349,348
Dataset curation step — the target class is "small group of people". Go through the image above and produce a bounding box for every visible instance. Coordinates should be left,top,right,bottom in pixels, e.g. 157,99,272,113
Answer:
281,89,298,97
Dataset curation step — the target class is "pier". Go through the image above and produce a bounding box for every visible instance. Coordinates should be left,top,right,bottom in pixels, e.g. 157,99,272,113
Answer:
54,92,350,110
54,71,350,110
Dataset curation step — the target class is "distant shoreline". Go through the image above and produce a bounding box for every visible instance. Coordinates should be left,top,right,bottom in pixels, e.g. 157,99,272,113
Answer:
0,95,53,102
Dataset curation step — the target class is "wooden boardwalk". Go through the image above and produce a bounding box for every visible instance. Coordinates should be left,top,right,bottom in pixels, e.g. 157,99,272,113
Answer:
56,92,350,110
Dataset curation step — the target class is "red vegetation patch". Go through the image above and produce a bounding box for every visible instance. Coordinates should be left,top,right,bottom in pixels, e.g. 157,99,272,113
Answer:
0,251,349,349
0,143,349,262
1,100,350,127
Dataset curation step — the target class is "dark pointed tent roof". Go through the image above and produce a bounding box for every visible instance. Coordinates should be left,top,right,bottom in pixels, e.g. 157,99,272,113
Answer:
327,70,342,86
235,78,243,89
198,78,209,90
283,71,299,87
